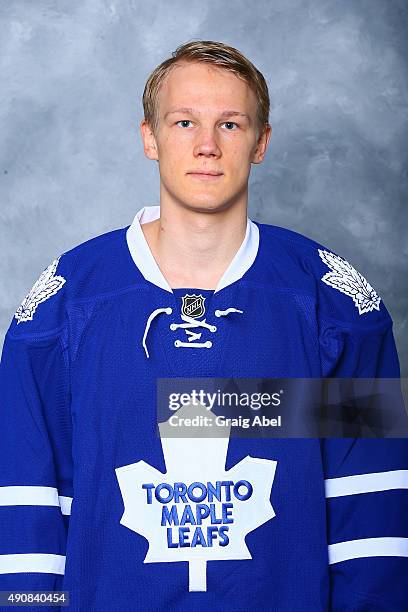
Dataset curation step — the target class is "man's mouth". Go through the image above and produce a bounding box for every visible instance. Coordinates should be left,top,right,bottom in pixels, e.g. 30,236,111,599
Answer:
187,171,223,181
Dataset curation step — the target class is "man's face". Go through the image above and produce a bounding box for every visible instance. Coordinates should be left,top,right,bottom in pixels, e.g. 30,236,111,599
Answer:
141,61,271,213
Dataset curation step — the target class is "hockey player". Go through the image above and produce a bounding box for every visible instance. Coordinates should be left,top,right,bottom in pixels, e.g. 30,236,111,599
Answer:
0,40,407,611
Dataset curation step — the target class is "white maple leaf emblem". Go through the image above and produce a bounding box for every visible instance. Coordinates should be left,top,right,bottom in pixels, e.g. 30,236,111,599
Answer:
115,404,277,592
14,257,66,324
318,249,381,315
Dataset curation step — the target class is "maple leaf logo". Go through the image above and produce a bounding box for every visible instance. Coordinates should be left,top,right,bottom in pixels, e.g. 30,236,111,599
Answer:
318,249,381,315
115,404,277,592
14,257,66,324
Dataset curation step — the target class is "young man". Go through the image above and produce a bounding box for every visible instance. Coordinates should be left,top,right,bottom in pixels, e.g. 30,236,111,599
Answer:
0,40,407,611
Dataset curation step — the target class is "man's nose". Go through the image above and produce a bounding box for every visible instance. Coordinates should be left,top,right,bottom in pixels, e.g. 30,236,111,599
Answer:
193,128,222,157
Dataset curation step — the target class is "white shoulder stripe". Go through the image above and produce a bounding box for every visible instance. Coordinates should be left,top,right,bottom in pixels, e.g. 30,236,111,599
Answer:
0,553,65,575
325,470,408,498
328,537,408,564
0,486,72,515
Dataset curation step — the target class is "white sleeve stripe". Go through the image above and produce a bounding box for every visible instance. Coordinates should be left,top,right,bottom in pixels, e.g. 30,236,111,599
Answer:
325,470,408,497
328,537,408,564
0,553,65,575
0,486,72,514
58,496,72,516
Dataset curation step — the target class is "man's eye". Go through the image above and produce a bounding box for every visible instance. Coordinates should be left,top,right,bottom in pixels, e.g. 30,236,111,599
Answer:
222,122,238,130
176,120,193,128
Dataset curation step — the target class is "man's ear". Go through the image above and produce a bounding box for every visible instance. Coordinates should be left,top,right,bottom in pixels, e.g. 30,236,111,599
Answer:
251,123,272,164
140,119,159,161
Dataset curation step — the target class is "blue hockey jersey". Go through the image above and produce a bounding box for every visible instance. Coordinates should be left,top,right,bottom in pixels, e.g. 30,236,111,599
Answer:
0,205,407,611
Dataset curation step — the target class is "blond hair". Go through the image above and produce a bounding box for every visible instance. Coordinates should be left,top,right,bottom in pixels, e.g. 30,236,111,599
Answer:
142,40,270,135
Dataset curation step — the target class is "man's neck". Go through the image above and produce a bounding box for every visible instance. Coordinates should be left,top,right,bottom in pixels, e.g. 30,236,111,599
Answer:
140,201,248,289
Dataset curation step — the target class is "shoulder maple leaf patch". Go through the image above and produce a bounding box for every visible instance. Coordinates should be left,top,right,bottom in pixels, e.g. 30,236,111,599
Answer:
318,249,381,315
14,256,66,324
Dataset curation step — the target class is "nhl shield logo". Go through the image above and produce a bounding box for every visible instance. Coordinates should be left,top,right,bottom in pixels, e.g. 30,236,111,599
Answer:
181,294,206,318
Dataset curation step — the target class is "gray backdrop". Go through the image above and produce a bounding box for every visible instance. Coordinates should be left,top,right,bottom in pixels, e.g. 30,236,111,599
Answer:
1,0,407,373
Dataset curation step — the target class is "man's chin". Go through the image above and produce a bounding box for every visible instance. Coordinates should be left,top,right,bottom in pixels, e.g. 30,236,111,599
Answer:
177,199,233,214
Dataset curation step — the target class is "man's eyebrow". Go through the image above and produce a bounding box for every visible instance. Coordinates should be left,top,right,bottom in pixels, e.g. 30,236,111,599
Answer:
164,107,250,120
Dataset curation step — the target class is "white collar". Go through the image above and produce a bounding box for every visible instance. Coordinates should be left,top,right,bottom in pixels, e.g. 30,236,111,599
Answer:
126,205,259,293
